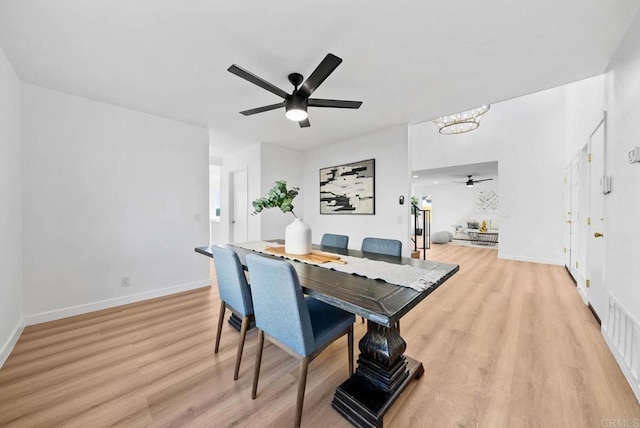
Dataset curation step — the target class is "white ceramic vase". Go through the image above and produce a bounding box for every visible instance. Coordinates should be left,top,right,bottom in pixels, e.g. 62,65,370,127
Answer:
285,218,312,255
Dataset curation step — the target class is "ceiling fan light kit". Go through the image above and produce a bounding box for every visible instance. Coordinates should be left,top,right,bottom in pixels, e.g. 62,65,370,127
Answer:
433,105,490,135
228,54,362,128
284,78,308,121
285,106,308,121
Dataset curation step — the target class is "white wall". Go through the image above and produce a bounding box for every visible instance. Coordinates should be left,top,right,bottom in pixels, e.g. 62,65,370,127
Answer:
412,181,500,234
218,142,305,244
302,126,411,256
559,76,605,300
603,13,640,331
22,85,210,323
563,75,606,160
260,143,304,241
0,48,23,367
220,142,261,243
411,86,569,264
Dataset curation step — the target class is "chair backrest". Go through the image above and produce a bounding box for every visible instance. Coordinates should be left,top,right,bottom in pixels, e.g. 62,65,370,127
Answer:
361,237,402,257
320,233,349,249
211,245,253,317
245,254,314,357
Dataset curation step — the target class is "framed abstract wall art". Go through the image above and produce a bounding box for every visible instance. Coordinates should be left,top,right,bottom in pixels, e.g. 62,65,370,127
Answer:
475,188,499,213
320,159,375,214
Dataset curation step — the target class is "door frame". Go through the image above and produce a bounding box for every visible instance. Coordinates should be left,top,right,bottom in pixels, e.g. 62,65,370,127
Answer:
230,167,248,243
586,113,608,323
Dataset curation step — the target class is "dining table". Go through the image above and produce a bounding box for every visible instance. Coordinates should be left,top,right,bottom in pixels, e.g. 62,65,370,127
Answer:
195,241,459,428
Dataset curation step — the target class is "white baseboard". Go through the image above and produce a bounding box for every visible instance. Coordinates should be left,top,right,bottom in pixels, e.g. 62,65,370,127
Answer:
498,253,564,266
0,318,25,369
576,284,589,305
575,272,589,305
24,279,211,326
565,267,589,304
575,269,592,304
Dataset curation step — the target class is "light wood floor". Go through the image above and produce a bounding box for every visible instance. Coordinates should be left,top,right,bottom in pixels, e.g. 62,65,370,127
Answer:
1,245,639,427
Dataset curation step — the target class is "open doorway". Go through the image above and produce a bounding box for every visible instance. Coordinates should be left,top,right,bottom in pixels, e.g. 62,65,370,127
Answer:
209,164,221,244
411,161,499,255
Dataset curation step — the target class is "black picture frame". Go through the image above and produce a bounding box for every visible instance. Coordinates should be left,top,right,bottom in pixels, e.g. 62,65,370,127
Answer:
319,158,375,215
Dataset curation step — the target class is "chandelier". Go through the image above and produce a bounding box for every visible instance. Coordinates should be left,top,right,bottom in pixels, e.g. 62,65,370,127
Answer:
432,105,490,135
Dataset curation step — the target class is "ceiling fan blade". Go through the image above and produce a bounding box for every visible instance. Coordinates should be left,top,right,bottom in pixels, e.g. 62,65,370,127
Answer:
228,64,289,99
239,103,284,116
474,178,494,182
297,54,342,99
308,99,362,109
299,118,310,128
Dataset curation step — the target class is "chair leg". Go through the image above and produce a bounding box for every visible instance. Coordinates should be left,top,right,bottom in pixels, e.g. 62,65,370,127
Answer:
252,329,264,399
295,357,310,428
233,316,249,380
347,325,354,375
214,301,226,353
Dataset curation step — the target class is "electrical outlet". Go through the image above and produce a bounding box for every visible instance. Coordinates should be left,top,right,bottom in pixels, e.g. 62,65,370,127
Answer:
121,276,131,287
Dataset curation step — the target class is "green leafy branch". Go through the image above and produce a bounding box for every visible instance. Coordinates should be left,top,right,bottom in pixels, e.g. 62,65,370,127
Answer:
252,180,299,218
411,196,421,218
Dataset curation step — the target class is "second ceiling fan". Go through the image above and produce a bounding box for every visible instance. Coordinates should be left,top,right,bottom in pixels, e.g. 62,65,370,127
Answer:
228,53,362,128
459,175,493,187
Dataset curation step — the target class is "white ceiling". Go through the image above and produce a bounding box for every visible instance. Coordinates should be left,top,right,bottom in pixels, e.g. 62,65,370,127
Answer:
412,161,498,186
1,0,638,152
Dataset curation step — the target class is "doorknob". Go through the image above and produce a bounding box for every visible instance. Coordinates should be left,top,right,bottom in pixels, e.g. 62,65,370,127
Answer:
232,220,236,224
594,232,603,238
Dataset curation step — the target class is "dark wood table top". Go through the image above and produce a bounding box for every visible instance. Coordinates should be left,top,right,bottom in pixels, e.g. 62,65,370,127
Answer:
195,242,459,327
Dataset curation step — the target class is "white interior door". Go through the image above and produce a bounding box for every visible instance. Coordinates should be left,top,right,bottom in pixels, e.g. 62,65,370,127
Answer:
563,164,572,269
577,144,590,287
588,120,607,320
231,168,248,243
570,154,580,279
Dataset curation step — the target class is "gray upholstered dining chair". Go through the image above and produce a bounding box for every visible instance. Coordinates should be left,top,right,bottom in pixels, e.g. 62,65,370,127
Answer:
361,237,402,257
210,245,254,381
320,233,349,249
246,253,354,428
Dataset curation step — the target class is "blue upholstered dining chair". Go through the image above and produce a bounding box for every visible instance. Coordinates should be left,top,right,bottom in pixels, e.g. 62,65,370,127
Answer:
210,245,254,381
320,233,349,249
360,237,403,329
246,253,354,428
361,237,402,257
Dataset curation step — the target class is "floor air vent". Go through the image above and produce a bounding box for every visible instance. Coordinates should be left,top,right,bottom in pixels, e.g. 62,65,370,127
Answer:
604,296,640,401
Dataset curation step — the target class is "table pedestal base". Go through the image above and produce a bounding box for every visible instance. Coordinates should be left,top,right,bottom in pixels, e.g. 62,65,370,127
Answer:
227,313,242,331
332,321,424,428
227,313,255,332
332,357,423,428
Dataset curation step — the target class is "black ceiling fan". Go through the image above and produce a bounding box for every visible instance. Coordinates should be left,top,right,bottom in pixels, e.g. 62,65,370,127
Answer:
227,53,362,128
459,175,494,187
